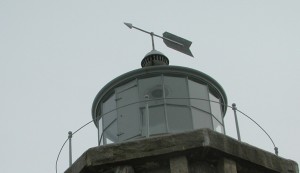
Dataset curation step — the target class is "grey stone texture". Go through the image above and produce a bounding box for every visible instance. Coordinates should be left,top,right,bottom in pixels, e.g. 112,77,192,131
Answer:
217,158,237,173
65,129,298,173
170,156,189,173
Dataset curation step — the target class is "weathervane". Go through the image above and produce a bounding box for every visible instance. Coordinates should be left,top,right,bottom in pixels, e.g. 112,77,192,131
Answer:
124,22,194,57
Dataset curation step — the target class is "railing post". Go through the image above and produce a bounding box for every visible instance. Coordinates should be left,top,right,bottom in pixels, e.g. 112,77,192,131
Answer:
145,95,150,138
275,147,278,156
232,103,241,141
68,131,73,167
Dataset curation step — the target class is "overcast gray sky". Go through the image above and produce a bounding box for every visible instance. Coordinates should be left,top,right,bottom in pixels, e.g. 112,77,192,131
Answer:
1,0,299,172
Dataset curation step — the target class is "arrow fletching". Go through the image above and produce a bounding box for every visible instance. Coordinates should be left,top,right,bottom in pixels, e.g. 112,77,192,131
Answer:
163,32,194,57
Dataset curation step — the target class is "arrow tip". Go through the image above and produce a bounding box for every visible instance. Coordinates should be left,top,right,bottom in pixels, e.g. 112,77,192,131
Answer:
124,22,133,29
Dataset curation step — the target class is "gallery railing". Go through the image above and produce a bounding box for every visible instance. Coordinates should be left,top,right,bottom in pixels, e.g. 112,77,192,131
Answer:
55,98,278,173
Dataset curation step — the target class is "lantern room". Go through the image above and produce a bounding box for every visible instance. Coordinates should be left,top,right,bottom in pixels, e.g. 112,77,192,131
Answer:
92,51,227,145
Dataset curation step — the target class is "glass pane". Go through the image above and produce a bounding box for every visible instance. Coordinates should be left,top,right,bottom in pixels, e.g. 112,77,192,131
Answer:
116,84,140,141
167,105,192,132
117,106,141,141
150,106,167,135
102,93,117,136
103,93,116,113
141,105,167,136
209,93,223,123
140,107,146,137
115,80,137,93
105,138,114,144
103,110,117,129
213,117,224,134
191,108,213,130
116,85,138,108
138,76,163,107
188,80,210,113
164,76,189,105
104,121,118,144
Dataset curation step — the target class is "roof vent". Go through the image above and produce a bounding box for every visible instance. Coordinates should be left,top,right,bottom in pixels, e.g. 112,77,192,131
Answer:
141,50,169,68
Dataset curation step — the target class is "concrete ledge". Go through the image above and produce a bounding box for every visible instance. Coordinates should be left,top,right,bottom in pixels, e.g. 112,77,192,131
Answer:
65,129,298,173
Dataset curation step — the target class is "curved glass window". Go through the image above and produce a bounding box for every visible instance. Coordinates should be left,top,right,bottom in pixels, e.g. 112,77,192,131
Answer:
116,80,140,141
139,76,167,135
188,80,211,113
213,117,224,133
191,108,213,129
102,93,117,144
140,106,167,136
167,105,192,132
164,76,189,105
164,76,191,133
139,76,164,106
209,93,222,123
98,74,225,144
149,105,167,135
209,92,224,133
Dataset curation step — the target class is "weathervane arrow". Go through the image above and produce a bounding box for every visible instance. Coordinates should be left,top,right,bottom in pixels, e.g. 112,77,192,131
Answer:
124,22,194,57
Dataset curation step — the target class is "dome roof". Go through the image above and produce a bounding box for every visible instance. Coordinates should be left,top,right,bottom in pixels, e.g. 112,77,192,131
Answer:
144,49,165,57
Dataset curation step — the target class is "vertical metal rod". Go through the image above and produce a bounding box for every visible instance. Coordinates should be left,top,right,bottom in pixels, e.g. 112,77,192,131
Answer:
68,131,73,166
275,147,278,156
145,95,150,138
150,32,155,50
97,117,100,146
232,103,241,141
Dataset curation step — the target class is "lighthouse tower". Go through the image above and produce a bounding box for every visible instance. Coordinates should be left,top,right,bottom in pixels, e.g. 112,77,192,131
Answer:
65,25,298,173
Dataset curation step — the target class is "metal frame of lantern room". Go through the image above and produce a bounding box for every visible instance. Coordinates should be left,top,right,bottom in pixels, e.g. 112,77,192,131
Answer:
92,65,228,145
